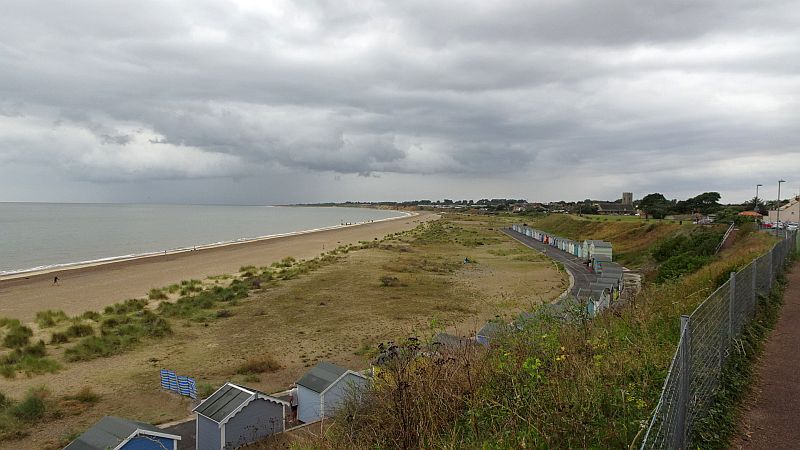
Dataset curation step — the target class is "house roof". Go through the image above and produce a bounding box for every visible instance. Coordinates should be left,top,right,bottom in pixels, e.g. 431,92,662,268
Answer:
477,321,504,338
432,332,470,348
64,416,179,450
193,383,287,424
297,361,349,393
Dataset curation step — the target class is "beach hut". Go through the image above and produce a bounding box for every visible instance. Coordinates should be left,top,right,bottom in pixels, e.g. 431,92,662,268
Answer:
193,382,288,450
64,416,181,450
476,321,506,346
592,254,612,272
432,332,471,349
296,361,369,424
590,241,613,261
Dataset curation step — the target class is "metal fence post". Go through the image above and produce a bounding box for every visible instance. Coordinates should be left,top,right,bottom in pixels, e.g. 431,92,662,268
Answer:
674,315,691,449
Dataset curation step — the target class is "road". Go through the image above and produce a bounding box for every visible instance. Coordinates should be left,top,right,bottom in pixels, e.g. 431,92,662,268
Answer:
502,228,598,297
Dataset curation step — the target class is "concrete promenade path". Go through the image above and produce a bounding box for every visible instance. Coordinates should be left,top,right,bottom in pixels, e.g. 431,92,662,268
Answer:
502,228,598,297
734,264,800,449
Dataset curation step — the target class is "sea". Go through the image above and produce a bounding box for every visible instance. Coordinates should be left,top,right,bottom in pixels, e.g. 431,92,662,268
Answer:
0,203,407,276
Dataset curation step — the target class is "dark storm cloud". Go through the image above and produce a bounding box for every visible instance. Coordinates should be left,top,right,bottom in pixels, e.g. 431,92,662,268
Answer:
0,0,798,203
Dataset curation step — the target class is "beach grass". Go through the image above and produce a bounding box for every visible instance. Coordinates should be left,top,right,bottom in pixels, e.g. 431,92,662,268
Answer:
0,213,572,446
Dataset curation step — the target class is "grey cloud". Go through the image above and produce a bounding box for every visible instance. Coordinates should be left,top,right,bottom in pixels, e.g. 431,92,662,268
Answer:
0,0,799,203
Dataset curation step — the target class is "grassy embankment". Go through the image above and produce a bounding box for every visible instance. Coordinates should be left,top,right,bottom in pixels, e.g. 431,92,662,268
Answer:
318,215,778,449
0,215,566,448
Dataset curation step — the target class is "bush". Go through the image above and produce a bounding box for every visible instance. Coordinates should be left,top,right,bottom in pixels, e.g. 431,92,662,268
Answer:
2,325,33,348
65,386,100,404
66,323,95,338
34,310,68,328
198,383,216,399
9,389,46,422
148,288,168,300
50,332,69,344
81,311,101,321
236,355,281,375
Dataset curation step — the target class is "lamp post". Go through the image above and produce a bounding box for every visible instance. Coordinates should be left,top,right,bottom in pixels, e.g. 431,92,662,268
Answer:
776,180,785,236
755,184,762,211
755,184,763,227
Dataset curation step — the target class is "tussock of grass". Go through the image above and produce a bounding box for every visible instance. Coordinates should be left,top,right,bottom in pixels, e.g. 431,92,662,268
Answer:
236,355,281,375
65,310,171,361
147,288,168,300
0,341,60,378
64,387,100,404
34,310,68,328
2,324,33,349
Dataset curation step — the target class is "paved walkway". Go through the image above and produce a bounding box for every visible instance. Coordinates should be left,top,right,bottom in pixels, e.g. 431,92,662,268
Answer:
734,264,800,449
502,228,598,297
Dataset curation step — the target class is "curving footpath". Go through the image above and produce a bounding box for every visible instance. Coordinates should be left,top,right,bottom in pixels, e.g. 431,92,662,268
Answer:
734,264,800,449
502,228,598,297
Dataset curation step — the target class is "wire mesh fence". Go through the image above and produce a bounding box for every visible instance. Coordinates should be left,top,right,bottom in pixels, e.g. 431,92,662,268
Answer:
640,231,797,449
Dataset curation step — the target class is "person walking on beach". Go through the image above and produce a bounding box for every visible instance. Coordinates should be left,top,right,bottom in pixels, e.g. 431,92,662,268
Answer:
53,276,59,285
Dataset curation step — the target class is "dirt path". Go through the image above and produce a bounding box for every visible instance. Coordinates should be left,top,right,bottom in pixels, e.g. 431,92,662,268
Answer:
734,264,800,449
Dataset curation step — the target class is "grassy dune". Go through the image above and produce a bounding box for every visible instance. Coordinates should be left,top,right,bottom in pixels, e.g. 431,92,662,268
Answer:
317,216,779,449
0,214,565,449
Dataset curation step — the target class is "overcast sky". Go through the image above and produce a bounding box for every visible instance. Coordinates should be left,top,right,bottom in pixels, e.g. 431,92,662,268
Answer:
1,0,799,204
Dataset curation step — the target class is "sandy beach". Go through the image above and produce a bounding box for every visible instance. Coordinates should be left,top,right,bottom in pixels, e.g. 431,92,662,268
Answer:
0,211,435,322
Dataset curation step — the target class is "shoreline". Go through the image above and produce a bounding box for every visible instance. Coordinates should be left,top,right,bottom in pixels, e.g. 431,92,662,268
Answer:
0,211,434,322
0,209,414,281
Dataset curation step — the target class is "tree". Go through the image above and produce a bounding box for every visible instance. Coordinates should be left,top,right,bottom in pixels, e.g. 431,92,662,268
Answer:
639,193,670,219
686,192,721,213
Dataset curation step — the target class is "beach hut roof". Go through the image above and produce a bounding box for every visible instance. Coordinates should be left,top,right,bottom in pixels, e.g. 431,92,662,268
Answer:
297,361,366,394
64,416,180,450
193,382,287,424
432,332,470,348
477,321,505,338
592,241,613,248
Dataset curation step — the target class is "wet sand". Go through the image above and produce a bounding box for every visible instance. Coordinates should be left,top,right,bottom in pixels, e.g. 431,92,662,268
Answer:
0,211,435,322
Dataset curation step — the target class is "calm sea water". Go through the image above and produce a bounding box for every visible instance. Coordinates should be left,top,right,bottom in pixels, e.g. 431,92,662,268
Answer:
0,203,406,275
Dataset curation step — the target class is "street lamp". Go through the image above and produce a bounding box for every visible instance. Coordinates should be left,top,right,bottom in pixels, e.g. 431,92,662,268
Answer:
776,180,786,236
755,184,763,227
755,184,762,211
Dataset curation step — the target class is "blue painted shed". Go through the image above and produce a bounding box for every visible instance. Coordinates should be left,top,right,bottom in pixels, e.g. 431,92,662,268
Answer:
193,382,288,450
63,416,180,450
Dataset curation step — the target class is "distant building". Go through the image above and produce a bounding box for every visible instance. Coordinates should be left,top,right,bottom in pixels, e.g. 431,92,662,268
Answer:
622,192,633,205
767,196,800,224
593,202,637,215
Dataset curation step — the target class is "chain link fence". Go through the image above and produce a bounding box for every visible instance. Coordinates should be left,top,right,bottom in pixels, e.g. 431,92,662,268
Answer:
640,231,798,449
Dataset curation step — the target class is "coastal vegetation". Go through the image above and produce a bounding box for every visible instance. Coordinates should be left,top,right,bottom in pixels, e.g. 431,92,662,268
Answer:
316,215,778,448
0,213,569,447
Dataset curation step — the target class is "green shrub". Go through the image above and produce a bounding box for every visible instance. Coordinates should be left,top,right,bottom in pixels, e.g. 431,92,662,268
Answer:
236,355,281,375
1,341,60,377
81,311,101,321
65,335,130,361
66,323,94,338
148,288,168,300
2,325,33,348
9,389,46,422
198,383,216,399
34,310,68,328
50,332,69,344
65,386,100,404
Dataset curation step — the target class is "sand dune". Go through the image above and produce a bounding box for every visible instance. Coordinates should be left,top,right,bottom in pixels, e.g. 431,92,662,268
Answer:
0,211,435,322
